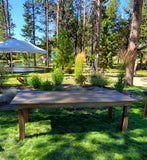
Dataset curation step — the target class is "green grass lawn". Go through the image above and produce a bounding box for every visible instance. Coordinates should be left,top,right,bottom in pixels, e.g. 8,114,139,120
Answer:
0,86,147,160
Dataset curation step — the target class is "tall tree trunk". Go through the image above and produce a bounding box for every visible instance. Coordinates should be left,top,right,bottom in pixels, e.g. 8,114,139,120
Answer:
45,0,49,67
6,0,10,37
6,0,13,64
95,0,101,72
57,0,63,43
82,0,86,51
32,0,36,66
91,9,95,56
74,0,78,56
2,0,8,39
79,0,82,21
56,0,60,43
140,52,143,69
125,0,143,86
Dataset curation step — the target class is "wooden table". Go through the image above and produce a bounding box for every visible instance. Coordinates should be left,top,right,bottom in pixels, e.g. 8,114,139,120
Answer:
11,90,136,140
144,90,147,117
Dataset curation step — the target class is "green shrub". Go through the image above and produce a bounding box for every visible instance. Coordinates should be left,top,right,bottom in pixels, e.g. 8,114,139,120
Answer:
0,64,7,88
114,72,125,93
75,74,86,86
54,28,74,70
89,73,108,87
51,69,63,85
29,75,41,89
24,77,28,85
75,52,85,78
40,80,53,91
54,85,63,91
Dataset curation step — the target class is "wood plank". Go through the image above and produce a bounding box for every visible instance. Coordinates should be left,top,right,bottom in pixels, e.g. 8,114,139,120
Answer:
18,109,25,140
108,107,113,118
121,106,129,131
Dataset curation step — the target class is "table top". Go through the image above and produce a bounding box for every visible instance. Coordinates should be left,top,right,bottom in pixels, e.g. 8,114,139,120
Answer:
11,90,136,108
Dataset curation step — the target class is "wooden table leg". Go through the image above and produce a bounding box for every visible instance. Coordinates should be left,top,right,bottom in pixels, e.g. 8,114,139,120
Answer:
121,106,129,131
24,109,29,123
144,95,147,117
18,109,25,140
108,107,113,118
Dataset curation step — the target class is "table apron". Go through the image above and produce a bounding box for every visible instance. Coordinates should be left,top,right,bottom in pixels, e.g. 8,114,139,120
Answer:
16,102,133,110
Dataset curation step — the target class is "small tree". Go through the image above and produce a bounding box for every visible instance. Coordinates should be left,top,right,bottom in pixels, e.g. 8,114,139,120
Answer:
0,64,7,88
55,28,74,70
75,52,85,78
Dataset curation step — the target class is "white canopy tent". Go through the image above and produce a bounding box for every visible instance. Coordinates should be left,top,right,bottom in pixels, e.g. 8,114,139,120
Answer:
0,38,46,54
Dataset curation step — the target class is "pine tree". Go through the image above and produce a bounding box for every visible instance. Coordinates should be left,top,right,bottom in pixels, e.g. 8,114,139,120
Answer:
99,0,119,71
139,0,147,69
21,0,39,66
54,28,74,71
0,1,5,41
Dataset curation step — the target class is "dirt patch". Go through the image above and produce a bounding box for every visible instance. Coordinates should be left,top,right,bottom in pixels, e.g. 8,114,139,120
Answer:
0,85,37,93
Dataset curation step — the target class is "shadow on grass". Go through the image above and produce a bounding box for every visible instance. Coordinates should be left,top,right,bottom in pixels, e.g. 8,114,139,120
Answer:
26,111,120,139
0,110,18,127
25,100,147,138
0,103,147,160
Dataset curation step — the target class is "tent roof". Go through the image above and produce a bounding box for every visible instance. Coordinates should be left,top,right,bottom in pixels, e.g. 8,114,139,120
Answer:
0,38,46,54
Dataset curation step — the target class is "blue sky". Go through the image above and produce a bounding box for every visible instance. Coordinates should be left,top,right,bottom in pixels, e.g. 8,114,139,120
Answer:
10,0,129,41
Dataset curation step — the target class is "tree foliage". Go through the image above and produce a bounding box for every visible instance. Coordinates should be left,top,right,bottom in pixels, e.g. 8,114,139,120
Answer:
54,28,74,70
99,0,119,71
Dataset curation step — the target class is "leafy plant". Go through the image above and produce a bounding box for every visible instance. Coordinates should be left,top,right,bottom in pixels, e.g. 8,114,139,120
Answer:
75,74,86,86
0,64,7,88
40,80,53,91
51,69,64,85
89,53,95,66
115,72,125,93
29,75,41,89
54,28,74,70
54,85,63,91
89,73,108,87
75,52,85,78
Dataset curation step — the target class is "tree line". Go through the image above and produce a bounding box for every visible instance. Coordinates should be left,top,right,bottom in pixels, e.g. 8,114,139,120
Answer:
0,0,146,86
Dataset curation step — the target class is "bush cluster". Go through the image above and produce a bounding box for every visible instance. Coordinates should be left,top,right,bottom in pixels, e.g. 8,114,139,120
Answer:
29,75,53,91
89,73,108,87
28,69,64,91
